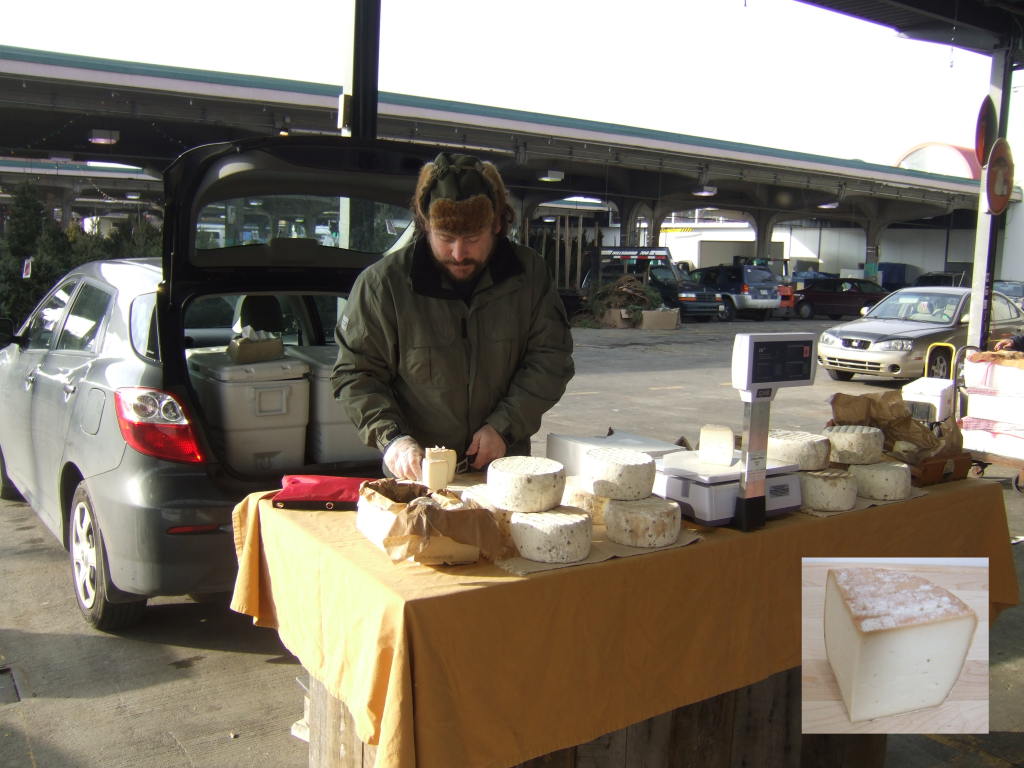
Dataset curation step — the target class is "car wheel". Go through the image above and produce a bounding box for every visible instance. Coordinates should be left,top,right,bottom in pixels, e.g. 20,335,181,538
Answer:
719,299,736,322
827,369,855,381
69,482,146,631
928,349,952,379
0,447,23,501
796,302,814,320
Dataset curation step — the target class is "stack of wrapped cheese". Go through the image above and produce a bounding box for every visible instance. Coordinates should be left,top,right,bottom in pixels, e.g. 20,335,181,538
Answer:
767,425,912,513
563,447,682,549
461,456,591,564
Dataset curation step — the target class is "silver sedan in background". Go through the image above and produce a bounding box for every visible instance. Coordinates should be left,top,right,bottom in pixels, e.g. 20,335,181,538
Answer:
816,286,1024,381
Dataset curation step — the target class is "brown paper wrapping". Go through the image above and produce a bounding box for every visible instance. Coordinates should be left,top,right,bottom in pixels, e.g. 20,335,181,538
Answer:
828,390,962,463
358,479,514,563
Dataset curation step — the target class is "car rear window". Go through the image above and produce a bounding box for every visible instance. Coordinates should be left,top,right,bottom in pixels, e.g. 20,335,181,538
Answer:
744,268,776,283
195,193,412,258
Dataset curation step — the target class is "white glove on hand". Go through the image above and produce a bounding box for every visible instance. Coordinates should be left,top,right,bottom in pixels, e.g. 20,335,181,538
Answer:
383,435,424,481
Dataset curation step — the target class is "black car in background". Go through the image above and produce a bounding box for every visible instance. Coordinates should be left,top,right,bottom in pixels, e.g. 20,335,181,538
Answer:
582,248,723,321
793,277,890,319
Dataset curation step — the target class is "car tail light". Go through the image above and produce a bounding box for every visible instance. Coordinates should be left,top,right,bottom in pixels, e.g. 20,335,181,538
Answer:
741,283,751,294
115,388,204,463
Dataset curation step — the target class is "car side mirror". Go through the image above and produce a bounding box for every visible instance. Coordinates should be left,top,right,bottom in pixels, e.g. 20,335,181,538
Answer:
0,318,25,349
859,306,869,316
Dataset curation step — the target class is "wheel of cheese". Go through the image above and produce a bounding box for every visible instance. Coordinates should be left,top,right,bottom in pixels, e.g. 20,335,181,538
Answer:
766,429,831,470
581,447,655,500
561,476,609,525
823,425,884,464
848,461,912,501
825,568,976,722
486,456,566,513
603,496,681,548
800,469,858,512
509,507,592,563
459,484,514,550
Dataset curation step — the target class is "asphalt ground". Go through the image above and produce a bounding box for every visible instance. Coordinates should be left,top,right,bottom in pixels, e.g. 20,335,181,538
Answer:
0,316,1021,767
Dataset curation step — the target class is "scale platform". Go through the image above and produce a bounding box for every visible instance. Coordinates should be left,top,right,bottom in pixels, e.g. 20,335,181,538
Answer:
654,450,802,527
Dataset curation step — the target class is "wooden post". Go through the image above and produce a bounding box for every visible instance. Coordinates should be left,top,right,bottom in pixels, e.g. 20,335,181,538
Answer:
554,216,561,288
563,215,571,289
576,215,583,288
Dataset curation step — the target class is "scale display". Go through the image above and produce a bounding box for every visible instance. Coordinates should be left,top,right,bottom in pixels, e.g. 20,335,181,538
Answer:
731,332,817,393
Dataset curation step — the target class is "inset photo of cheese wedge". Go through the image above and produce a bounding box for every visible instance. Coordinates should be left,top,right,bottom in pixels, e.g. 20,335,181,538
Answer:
801,557,988,734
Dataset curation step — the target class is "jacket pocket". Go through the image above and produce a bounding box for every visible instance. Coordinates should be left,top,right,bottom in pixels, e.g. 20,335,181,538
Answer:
405,323,457,389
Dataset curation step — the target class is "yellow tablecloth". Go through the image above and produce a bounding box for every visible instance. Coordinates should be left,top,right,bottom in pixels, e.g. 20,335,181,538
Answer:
230,478,1019,768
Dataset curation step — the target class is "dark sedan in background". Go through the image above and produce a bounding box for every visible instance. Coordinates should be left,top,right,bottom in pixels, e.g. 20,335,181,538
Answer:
793,277,890,319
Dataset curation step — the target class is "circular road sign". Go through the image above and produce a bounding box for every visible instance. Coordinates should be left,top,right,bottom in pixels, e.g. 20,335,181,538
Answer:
986,138,1014,216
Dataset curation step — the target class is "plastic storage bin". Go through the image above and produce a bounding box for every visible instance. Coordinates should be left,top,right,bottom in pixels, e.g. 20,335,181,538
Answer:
285,346,381,464
187,348,310,474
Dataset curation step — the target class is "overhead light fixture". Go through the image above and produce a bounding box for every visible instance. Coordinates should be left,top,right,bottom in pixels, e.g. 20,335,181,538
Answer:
125,192,140,200
538,170,564,182
542,216,556,223
817,183,846,210
692,165,717,197
89,129,120,145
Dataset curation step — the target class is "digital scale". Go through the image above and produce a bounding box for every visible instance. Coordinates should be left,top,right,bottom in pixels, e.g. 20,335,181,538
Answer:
658,332,818,531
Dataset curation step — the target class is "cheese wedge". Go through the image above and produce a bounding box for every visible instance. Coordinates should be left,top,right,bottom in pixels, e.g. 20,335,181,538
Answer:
824,567,977,723
698,424,735,466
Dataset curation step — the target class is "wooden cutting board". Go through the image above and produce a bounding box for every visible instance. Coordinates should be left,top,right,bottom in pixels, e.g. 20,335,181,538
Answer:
801,559,988,734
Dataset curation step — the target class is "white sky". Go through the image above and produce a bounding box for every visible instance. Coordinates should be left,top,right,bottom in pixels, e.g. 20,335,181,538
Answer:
3,0,1014,166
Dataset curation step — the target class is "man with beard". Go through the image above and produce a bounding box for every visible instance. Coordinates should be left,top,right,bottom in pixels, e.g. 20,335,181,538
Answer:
332,152,575,480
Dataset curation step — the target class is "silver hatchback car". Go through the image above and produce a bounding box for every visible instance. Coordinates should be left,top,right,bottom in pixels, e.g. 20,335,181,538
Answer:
0,137,430,629
816,286,1024,381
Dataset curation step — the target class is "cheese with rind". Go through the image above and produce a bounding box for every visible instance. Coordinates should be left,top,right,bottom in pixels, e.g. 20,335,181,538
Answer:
581,447,655,500
849,461,912,501
825,567,977,722
697,424,735,466
800,469,858,512
603,496,681,548
459,484,515,552
823,425,884,464
766,429,831,470
486,456,566,513
509,506,592,563
561,476,609,525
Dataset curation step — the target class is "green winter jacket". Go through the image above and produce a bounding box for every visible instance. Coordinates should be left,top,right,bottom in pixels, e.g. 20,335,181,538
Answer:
332,236,575,460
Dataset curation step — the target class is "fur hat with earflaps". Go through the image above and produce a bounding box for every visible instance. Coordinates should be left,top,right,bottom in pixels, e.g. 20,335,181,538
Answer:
413,153,512,236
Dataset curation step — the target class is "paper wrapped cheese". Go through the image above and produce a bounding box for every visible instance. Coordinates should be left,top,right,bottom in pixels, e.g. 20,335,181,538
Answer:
825,567,977,722
581,447,656,500
458,483,515,555
356,479,513,564
486,456,566,513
